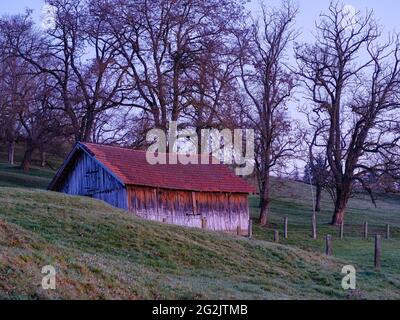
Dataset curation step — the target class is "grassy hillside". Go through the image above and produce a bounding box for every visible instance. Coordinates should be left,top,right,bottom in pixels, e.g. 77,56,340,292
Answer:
0,142,61,189
250,180,400,299
0,163,54,189
0,161,399,299
1,188,348,300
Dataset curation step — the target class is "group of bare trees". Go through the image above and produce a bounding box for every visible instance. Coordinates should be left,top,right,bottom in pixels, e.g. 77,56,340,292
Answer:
0,0,249,167
297,3,400,225
1,0,400,226
0,14,67,170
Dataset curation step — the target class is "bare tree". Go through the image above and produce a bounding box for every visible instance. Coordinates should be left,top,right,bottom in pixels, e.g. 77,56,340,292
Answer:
296,2,400,225
238,1,300,226
18,75,67,171
0,17,68,171
179,18,248,153
101,0,245,150
0,31,27,165
3,0,128,143
303,150,331,213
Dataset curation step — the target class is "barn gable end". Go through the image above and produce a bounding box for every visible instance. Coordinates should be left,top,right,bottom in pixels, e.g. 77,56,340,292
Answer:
49,145,127,209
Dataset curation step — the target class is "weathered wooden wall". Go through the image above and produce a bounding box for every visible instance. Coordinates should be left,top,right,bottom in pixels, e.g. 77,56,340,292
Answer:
57,151,128,209
127,186,250,234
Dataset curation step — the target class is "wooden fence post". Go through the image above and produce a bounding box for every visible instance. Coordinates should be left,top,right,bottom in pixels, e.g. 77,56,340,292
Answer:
374,235,381,271
311,211,317,240
325,235,332,256
201,218,207,229
364,222,368,240
237,225,241,236
284,216,288,239
248,219,253,238
274,230,279,243
386,224,390,240
340,221,344,239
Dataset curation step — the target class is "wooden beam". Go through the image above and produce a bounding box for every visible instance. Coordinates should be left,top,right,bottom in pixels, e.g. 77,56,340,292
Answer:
325,235,332,256
192,192,197,215
284,216,288,239
375,235,381,271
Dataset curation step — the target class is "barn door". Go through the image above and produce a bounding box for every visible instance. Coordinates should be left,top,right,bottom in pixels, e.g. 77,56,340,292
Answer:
84,169,99,195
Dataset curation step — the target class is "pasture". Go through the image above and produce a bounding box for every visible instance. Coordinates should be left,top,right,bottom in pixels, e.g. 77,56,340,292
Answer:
0,160,399,299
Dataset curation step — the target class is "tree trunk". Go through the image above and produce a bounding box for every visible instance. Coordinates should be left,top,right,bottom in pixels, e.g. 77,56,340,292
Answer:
259,176,270,226
196,126,203,154
21,142,34,172
315,183,322,212
7,140,15,166
40,151,46,167
258,196,262,208
331,186,350,225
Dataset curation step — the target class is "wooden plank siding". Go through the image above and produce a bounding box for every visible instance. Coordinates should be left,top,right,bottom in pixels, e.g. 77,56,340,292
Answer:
127,185,249,234
58,151,128,209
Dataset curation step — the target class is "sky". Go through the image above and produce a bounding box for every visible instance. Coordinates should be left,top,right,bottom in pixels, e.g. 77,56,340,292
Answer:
1,0,399,38
247,0,399,40
1,0,399,172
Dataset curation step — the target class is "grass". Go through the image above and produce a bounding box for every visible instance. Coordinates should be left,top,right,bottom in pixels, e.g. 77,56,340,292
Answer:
250,179,400,299
0,163,54,189
0,141,64,189
0,187,349,300
0,158,399,299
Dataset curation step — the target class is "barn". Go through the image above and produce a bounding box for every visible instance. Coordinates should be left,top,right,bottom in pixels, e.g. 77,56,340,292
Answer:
48,142,255,234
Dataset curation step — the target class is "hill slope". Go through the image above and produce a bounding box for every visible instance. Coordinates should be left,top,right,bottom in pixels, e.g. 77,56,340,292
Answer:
0,162,399,299
0,163,54,189
0,187,348,300
249,179,400,300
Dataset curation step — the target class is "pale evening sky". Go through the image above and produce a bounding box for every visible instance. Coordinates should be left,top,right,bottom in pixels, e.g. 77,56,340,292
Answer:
1,0,399,39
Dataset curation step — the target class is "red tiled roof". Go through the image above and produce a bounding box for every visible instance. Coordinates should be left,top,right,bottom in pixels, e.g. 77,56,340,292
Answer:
81,143,255,193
